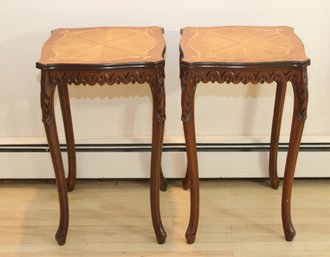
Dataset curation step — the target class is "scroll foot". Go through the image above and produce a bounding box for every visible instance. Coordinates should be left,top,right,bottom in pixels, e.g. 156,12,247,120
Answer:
66,180,75,192
182,168,189,190
185,232,196,244
155,230,167,244
284,225,296,241
160,169,168,192
270,179,280,190
55,224,67,245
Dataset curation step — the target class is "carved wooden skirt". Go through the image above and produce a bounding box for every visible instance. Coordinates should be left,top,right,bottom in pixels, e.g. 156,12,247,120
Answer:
179,26,310,243
36,26,167,245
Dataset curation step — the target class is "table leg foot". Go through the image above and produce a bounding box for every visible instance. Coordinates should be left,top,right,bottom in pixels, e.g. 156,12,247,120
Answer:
55,224,68,245
160,168,168,192
185,232,196,244
155,230,167,244
184,167,199,245
284,225,296,241
182,168,189,190
66,180,75,192
270,179,280,190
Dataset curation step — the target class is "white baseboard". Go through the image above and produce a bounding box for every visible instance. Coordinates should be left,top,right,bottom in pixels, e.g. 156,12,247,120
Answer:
0,135,330,179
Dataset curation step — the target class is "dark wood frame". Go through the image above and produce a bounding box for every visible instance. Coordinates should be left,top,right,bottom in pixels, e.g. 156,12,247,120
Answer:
180,45,310,244
37,59,168,245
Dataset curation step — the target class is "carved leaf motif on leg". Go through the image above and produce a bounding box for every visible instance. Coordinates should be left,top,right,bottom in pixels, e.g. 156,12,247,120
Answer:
181,67,197,124
155,66,166,123
41,71,56,125
296,67,308,121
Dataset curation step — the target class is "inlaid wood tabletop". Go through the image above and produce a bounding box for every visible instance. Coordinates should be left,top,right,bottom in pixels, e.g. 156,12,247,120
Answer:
37,26,165,67
180,26,309,65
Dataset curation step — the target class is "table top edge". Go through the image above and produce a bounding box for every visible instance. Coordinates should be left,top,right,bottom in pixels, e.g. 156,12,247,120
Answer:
36,60,165,70
180,59,311,69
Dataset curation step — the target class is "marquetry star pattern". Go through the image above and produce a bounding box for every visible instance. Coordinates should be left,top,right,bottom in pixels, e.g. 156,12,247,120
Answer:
181,26,308,63
39,27,165,65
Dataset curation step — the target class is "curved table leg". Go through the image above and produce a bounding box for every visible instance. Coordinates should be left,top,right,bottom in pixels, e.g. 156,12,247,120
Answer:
41,71,69,245
269,82,287,189
181,70,199,244
58,83,76,192
282,67,308,241
149,68,166,244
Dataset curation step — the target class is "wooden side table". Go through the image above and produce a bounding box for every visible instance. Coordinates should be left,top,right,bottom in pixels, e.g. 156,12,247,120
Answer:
37,26,167,245
179,26,310,243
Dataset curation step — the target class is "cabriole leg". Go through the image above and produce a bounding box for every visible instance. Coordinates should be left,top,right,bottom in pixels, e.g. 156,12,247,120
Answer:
40,71,69,245
282,67,308,241
149,67,167,244
181,68,199,244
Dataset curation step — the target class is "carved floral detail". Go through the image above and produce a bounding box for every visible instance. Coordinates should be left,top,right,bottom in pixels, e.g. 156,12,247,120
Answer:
43,66,166,123
49,69,157,86
187,68,301,85
180,66,306,123
149,65,166,123
293,67,308,121
181,66,197,123
41,71,56,125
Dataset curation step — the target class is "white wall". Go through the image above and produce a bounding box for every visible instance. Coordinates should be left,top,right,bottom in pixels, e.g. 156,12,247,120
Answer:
1,0,330,178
